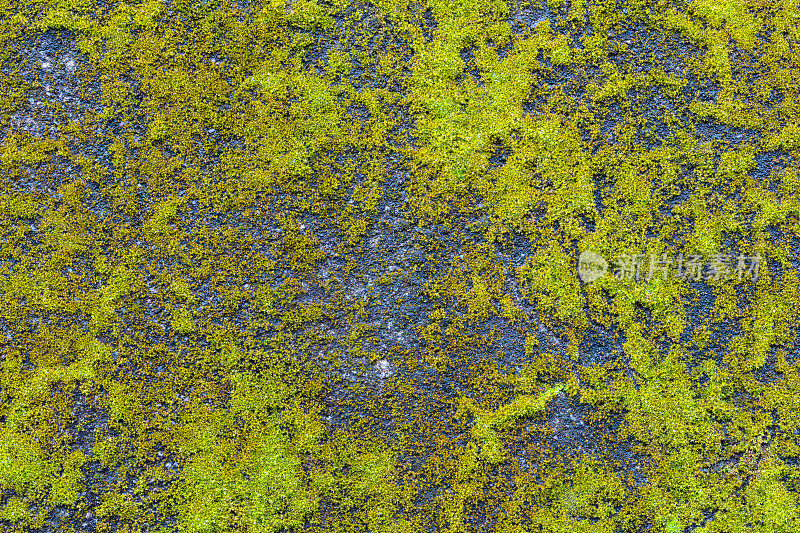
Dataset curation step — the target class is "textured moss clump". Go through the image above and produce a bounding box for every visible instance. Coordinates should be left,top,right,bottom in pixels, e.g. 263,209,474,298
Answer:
471,383,564,463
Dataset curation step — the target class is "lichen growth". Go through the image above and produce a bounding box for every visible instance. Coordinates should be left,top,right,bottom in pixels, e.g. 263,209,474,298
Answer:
1,0,800,530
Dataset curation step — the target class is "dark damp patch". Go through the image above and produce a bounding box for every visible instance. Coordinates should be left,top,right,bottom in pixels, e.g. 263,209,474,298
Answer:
488,144,510,169
752,150,794,187
522,94,546,117
459,45,483,86
694,120,757,145
508,5,549,35
421,7,438,42
578,321,626,367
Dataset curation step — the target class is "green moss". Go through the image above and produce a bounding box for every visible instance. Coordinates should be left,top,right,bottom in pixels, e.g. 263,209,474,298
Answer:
560,456,627,523
471,383,564,463
664,514,682,533
691,0,761,49
239,429,316,532
171,308,196,334
550,36,572,66
177,366,327,533
48,450,88,507
519,244,588,328
8,193,37,219
94,435,126,469
169,278,196,304
97,491,140,521
0,497,29,523
2,0,800,529
89,263,140,334
147,198,181,235
466,274,492,322
0,429,53,496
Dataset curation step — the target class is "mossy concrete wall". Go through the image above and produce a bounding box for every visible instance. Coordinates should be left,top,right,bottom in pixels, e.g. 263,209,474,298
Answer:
1,0,800,531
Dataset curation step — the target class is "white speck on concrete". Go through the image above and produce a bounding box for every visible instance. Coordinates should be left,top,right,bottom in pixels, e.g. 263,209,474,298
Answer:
375,359,395,379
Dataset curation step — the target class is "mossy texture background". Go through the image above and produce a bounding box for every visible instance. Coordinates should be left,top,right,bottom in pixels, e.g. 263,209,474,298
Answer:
1,0,800,531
